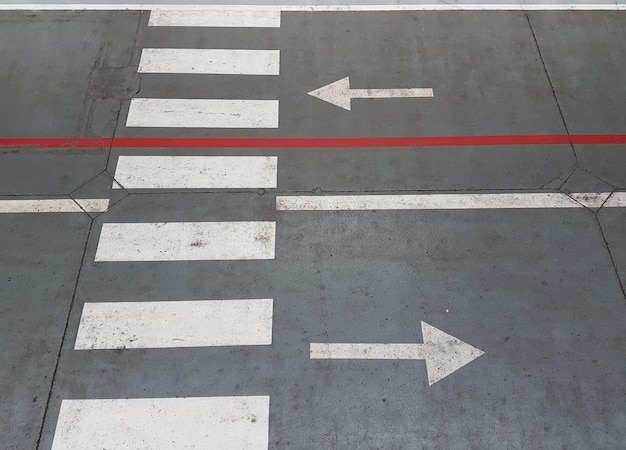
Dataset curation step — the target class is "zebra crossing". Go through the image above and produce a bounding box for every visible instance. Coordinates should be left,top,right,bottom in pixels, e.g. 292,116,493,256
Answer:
127,9,281,130
50,9,281,449
55,224,276,443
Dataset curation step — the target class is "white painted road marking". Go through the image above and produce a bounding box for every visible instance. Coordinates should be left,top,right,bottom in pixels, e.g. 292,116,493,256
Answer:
276,193,587,210
568,192,612,209
0,199,109,214
94,221,276,261
138,49,280,75
605,192,626,207
113,156,278,189
75,299,273,349
126,99,279,128
311,321,484,385
3,5,625,12
148,9,281,27
51,396,270,450
308,76,433,111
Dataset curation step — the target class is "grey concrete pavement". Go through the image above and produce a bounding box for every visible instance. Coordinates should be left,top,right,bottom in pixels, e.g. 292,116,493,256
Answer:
0,11,141,139
0,9,625,450
0,213,91,449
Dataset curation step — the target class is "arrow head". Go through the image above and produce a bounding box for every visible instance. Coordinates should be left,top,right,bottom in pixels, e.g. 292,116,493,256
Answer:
421,321,485,386
308,76,352,111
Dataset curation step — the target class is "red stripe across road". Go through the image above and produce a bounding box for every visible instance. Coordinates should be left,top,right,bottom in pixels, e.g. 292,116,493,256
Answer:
0,134,625,149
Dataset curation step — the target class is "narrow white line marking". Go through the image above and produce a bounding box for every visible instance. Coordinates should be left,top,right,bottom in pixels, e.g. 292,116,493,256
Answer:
604,192,626,207
276,193,585,211
0,199,108,214
149,9,281,27
352,88,433,98
114,156,278,189
138,49,280,75
1,5,624,12
74,198,110,213
126,99,279,129
569,192,612,209
51,396,270,450
95,221,276,262
75,299,273,349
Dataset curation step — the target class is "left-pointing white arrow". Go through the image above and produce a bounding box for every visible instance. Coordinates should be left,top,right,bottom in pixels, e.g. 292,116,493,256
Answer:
308,76,433,111
310,321,484,385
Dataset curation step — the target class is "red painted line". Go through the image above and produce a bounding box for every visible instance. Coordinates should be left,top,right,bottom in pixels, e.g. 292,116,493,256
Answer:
112,135,575,148
0,138,112,149
570,134,626,145
0,135,625,150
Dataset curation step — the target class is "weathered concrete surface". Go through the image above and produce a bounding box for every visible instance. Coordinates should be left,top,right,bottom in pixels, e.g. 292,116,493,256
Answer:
529,12,626,189
0,11,142,139
0,213,91,449
598,207,626,302
0,11,140,449
0,9,625,450
37,196,626,449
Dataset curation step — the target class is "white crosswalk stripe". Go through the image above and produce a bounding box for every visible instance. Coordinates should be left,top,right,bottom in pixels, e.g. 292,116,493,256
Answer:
148,9,281,28
113,156,278,189
75,299,273,349
95,221,276,262
126,99,279,129
51,396,270,450
138,48,280,75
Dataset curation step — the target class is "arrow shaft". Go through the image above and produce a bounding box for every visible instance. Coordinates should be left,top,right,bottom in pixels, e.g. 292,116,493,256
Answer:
310,343,429,360
350,88,434,99
310,322,484,385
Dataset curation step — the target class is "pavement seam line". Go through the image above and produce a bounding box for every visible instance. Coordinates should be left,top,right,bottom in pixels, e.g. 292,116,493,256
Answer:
106,167,132,196
68,169,123,218
99,188,131,213
69,196,102,218
524,12,579,183
594,214,626,303
69,169,109,197
555,165,579,190
564,190,611,214
35,220,95,450
595,189,616,213
578,166,617,193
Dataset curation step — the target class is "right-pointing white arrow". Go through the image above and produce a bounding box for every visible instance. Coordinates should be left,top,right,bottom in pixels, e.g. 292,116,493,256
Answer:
310,321,484,385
